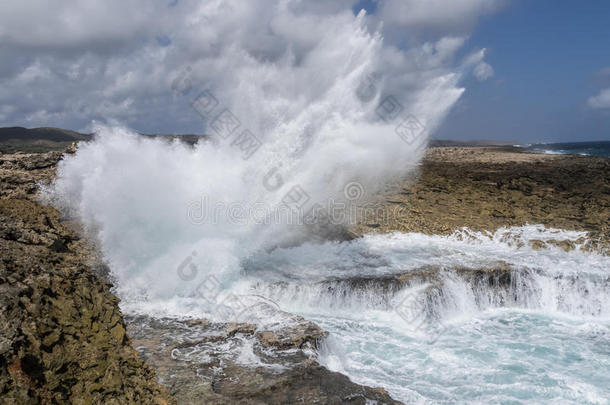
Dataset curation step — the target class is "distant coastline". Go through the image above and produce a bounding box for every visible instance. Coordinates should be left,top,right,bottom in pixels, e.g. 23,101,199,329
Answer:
5,126,608,157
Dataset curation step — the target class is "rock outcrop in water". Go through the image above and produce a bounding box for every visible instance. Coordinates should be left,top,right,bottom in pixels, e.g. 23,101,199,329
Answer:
127,312,400,404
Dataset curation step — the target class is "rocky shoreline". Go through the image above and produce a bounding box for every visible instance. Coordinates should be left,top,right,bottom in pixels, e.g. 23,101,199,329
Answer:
0,151,173,404
1,146,608,403
353,146,610,251
0,151,400,404
126,313,399,404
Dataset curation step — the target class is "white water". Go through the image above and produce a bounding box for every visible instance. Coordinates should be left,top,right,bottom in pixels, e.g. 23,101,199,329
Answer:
236,226,610,404
41,3,609,402
44,8,465,307
318,311,610,404
45,137,610,402
115,225,610,403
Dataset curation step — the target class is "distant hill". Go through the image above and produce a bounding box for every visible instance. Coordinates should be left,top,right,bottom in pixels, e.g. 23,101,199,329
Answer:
0,127,91,153
0,127,90,143
0,127,211,153
1,126,517,153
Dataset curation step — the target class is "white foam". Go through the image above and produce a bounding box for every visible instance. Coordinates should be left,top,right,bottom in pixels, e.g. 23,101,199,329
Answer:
44,11,466,311
240,225,609,317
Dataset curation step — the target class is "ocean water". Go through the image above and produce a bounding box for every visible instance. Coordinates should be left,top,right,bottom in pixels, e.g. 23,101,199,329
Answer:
236,226,610,404
517,141,610,158
45,132,610,403
317,311,609,404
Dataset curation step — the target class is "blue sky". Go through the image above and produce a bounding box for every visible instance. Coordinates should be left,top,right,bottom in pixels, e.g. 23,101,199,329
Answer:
435,0,610,142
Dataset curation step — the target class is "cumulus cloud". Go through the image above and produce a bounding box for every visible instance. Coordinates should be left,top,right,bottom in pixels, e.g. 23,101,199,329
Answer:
462,48,494,81
588,88,610,109
374,0,505,35
473,61,494,81
0,1,174,49
0,0,502,132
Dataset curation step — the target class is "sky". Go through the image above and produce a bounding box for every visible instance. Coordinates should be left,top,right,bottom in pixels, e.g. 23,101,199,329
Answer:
0,0,609,142
435,0,610,142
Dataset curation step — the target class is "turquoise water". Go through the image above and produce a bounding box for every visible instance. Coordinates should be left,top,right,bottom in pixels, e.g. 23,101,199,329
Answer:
316,311,609,404
241,227,610,404
115,224,610,403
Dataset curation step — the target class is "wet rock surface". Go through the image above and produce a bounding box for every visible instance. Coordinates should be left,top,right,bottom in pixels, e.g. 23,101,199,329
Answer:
252,257,610,325
0,152,173,404
126,314,400,405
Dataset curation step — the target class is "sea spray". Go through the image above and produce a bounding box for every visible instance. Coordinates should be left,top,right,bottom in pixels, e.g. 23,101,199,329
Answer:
235,226,610,403
240,226,610,320
45,7,465,312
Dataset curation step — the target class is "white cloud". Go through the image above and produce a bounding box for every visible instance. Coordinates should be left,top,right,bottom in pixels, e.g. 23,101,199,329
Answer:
375,0,505,34
463,48,486,65
0,0,502,132
588,88,610,109
463,48,494,81
474,61,494,81
595,67,610,78
0,1,174,49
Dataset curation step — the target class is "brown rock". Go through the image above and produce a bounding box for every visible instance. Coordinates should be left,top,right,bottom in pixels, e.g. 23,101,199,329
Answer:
0,151,174,404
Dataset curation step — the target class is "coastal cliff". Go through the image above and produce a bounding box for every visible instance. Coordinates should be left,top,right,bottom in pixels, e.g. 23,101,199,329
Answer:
0,151,174,403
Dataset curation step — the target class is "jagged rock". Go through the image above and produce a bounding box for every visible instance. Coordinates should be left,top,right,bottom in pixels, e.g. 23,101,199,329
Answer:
0,149,406,404
453,262,514,287
255,316,328,350
226,322,256,336
0,151,174,404
126,316,402,405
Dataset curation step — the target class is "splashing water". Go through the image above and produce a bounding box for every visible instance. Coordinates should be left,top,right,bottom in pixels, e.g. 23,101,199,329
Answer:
41,4,609,403
44,9,464,305
237,226,610,404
